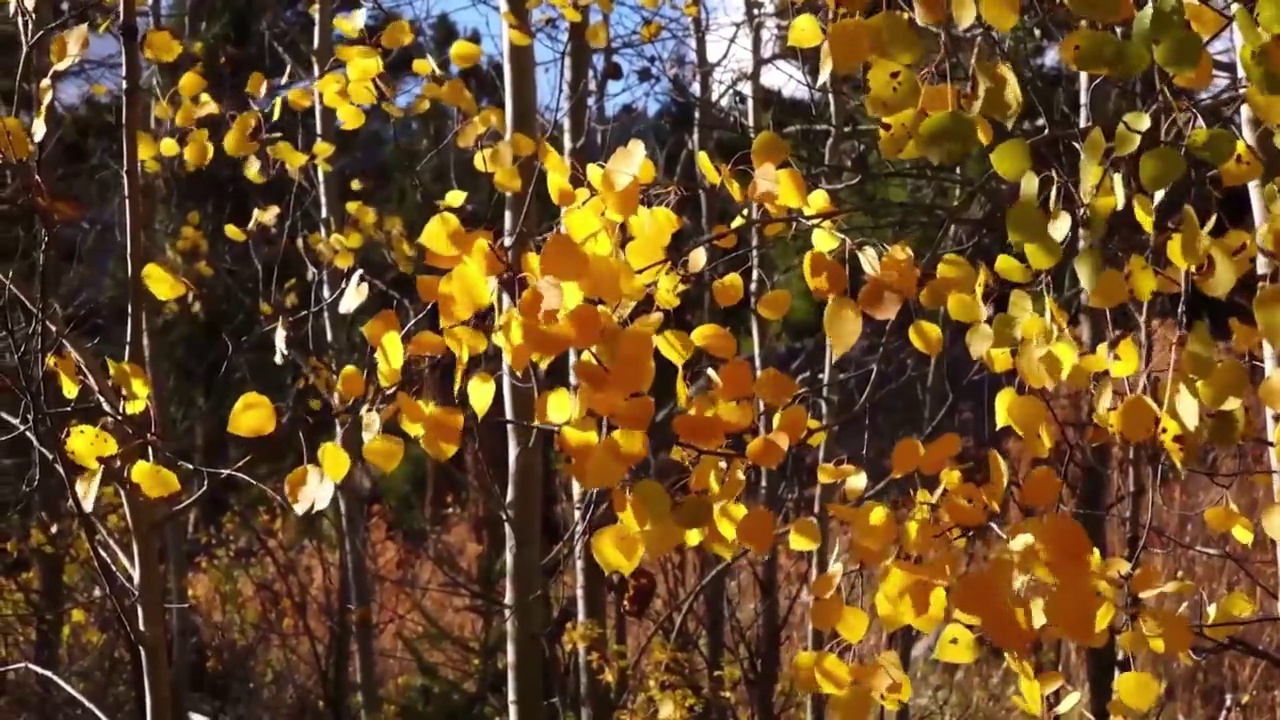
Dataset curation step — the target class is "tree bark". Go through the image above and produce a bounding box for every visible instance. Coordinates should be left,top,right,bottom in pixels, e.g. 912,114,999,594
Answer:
499,3,547,718
1074,69,1115,720
563,9,608,720
312,2,381,715
120,3,175,717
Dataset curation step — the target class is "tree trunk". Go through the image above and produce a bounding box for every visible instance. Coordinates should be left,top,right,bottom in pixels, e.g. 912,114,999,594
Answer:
120,3,175,717
312,2,381,715
1074,69,1115,720
499,3,547,717
563,10,608,720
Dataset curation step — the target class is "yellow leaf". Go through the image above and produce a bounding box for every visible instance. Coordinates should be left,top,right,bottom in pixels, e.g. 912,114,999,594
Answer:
449,39,483,69
587,21,609,49
933,622,979,664
990,138,1031,182
141,262,189,301
1114,394,1158,443
591,523,644,576
712,273,745,307
756,289,792,321
129,460,181,498
787,13,825,49
46,351,80,400
337,103,366,131
738,506,776,554
824,296,863,357
380,19,415,49
64,425,119,470
1113,671,1161,713
788,517,821,551
1204,504,1255,546
1260,504,1280,541
362,433,405,473
1019,466,1062,510
837,605,870,645
890,437,924,477
142,29,184,63
317,441,351,483
227,391,277,438
908,319,944,356
468,372,496,418
691,324,738,360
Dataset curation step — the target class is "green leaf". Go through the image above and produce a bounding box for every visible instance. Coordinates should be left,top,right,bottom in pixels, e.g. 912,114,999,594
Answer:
1139,145,1186,193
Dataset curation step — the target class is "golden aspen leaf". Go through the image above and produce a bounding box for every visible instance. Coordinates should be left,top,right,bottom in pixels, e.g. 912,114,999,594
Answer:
177,70,207,98
994,254,1033,283
827,19,875,73
1087,268,1129,309
540,387,576,425
362,433,405,473
920,432,961,475
990,138,1031,182
787,13,825,49
142,29,184,63
814,652,851,694
467,372,496,418
1113,671,1161,713
712,273,745,307
46,352,80,400
141,262,189,301
824,296,863,357
691,324,737,360
125,460,179,499
953,0,978,28
586,21,609,49
1020,466,1062,510
1256,284,1280,350
751,131,790,169
64,425,119,470
1261,504,1280,541
836,605,870,644
227,392,276,437
1115,394,1159,443
746,431,790,469
318,441,351,483
1138,146,1186,193
908,319,943,356
933,623,979,664
757,289,792,320
1204,503,1255,546
865,59,921,117
336,103,366,130
788,517,821,551
1220,140,1263,188
655,330,695,367
449,39,483,69
811,596,843,631
890,437,925,477
337,365,366,402
380,19,415,49
738,506,776,554
1260,372,1280,411
592,523,644,576
980,0,1020,31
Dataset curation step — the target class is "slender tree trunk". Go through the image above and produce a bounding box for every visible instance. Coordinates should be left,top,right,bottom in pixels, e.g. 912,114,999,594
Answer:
742,3,779,718
804,75,843,720
23,4,66,715
312,3,381,715
120,4,175,719
1074,68,1115,720
1234,15,1280,614
688,9,727,717
563,10,608,720
499,3,546,717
